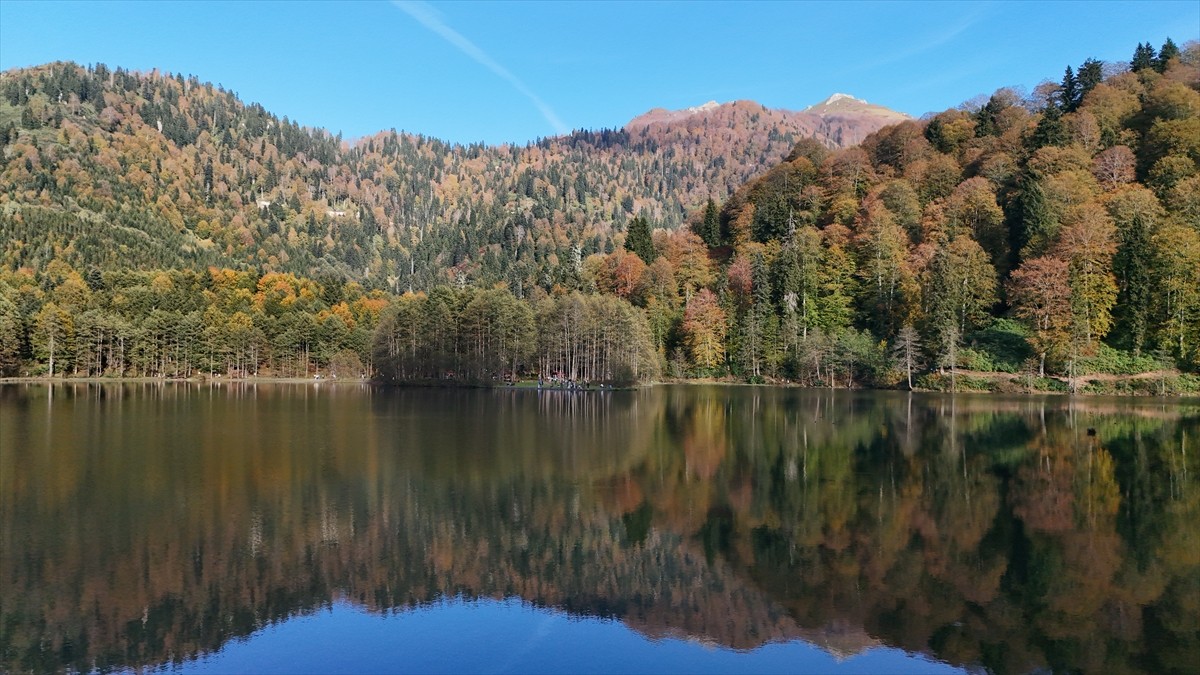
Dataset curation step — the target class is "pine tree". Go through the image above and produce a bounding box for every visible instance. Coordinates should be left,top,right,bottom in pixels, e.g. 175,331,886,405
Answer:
1110,188,1162,355
1019,174,1057,258
1077,58,1103,102
699,198,721,248
624,216,655,264
1060,66,1080,112
1131,42,1156,72
973,94,1005,137
1028,102,1067,150
1155,38,1180,73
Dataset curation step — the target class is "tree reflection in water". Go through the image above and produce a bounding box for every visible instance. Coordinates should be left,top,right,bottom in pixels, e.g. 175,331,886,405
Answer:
1,384,1197,673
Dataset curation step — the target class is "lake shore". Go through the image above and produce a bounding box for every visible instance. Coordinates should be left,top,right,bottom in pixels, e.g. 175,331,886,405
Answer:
0,375,372,385
4,369,1198,397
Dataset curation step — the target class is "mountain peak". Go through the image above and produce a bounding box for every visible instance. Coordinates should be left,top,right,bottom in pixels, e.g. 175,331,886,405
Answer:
802,93,911,124
821,93,867,106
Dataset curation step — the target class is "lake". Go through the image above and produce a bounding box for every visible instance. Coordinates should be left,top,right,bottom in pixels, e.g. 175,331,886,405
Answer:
1,383,1197,674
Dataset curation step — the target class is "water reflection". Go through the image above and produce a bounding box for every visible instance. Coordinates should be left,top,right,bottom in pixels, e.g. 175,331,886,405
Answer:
1,384,1198,673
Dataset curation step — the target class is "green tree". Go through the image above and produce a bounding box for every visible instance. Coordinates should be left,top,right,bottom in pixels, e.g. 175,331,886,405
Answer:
1019,174,1057,259
0,292,22,376
1060,66,1080,112
924,235,998,345
698,198,721,248
624,216,655,265
855,202,912,337
1028,103,1068,149
1108,187,1162,355
1152,223,1200,366
738,250,778,378
1076,58,1104,102
1131,42,1156,72
1155,38,1180,73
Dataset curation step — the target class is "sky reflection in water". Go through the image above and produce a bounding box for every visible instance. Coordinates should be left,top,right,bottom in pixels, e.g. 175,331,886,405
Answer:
178,598,961,675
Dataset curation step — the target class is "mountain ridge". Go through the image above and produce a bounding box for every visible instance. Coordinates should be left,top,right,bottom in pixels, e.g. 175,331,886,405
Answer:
625,95,910,149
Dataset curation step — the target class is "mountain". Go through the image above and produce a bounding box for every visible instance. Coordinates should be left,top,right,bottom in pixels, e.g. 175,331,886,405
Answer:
627,95,910,150
0,62,906,293
6,40,1195,385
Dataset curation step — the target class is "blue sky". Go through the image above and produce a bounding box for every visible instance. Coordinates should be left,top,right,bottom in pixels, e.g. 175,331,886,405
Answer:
1,1,1196,145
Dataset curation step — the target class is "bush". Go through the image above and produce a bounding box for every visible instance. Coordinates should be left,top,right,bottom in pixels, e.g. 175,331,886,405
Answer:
1034,377,1069,393
959,347,996,372
965,319,1031,373
1077,344,1162,375
1169,374,1200,394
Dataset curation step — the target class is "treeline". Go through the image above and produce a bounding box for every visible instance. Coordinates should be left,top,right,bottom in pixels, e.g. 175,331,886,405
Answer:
0,264,387,378
373,287,658,384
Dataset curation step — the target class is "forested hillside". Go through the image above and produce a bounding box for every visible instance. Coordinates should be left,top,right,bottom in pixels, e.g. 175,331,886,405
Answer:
1,40,1197,389
676,38,1200,389
0,62,898,293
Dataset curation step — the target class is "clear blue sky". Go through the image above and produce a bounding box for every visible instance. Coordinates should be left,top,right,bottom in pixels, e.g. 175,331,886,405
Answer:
1,1,1196,145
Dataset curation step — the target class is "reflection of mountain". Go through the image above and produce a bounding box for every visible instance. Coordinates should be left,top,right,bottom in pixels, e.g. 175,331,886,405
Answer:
1,385,1198,673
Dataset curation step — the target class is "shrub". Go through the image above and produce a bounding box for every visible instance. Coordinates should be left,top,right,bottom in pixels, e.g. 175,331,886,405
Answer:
965,319,1030,373
1077,344,1162,375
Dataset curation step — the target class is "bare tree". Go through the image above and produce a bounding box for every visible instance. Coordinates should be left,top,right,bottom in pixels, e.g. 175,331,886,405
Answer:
892,325,922,390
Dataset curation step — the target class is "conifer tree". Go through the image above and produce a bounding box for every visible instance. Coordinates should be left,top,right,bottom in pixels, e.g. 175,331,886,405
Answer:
1155,38,1180,73
1077,58,1103,102
1131,42,1156,72
1060,66,1080,112
624,216,655,264
1028,102,1068,149
699,198,721,248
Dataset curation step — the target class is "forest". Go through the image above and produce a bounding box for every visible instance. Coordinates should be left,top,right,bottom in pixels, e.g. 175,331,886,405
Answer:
0,39,1198,390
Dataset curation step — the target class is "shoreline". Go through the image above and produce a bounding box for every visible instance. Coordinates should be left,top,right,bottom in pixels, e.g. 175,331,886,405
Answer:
0,376,373,385
2,370,1197,397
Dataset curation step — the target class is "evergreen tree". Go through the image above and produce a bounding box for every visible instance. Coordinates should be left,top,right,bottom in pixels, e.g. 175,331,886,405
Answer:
20,105,40,130
1018,174,1057,258
699,198,721,248
1077,58,1103,102
973,94,1005,137
1060,66,1080,112
739,251,777,378
1110,188,1161,355
624,216,655,264
1155,37,1180,73
1028,102,1068,149
1131,42,1156,72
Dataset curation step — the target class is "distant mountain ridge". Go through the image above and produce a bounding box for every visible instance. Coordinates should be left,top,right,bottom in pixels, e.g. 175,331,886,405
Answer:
626,94,910,148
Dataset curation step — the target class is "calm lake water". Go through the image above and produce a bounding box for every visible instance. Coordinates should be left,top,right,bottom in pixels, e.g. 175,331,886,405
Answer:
1,383,1197,674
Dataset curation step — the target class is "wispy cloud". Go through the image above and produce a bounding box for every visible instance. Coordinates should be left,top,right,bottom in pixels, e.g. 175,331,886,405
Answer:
393,0,568,134
836,4,992,76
